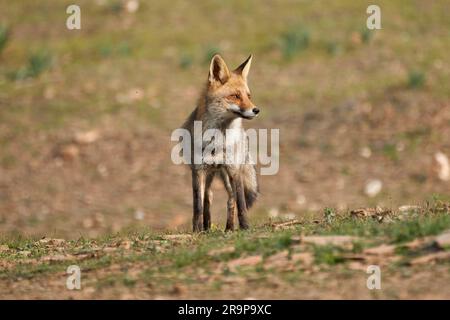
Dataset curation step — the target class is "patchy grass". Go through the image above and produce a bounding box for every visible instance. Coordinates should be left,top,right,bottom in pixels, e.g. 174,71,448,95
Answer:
407,70,426,89
1,204,449,281
303,209,450,244
386,214,450,243
313,245,345,265
0,25,9,55
11,51,53,80
279,25,310,60
0,204,449,298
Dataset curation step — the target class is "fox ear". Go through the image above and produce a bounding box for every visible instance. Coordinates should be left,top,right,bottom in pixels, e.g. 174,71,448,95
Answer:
234,55,252,81
208,54,230,85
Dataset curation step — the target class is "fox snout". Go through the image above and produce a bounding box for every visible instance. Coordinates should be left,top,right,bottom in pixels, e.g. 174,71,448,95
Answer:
228,103,260,119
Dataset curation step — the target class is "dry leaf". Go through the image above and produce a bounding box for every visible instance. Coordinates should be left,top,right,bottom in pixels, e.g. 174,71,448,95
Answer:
59,144,79,161
350,207,392,222
170,283,187,296
119,240,132,250
301,235,360,249
38,238,66,246
271,220,302,230
363,244,397,256
410,251,450,265
228,255,262,269
398,205,421,213
161,234,192,240
403,236,434,250
208,246,235,257
291,252,314,266
74,130,100,145
19,250,31,257
264,251,289,268
41,254,74,262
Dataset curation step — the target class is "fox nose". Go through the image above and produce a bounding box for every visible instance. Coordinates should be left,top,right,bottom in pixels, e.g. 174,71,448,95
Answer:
252,107,260,115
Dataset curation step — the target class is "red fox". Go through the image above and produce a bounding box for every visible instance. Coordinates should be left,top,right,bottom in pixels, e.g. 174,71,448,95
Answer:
182,54,260,232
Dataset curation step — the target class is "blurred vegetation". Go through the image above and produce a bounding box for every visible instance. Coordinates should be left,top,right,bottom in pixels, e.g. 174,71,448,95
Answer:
280,25,310,60
203,45,222,63
360,28,374,44
1,203,449,293
407,70,426,89
0,25,9,54
11,51,53,80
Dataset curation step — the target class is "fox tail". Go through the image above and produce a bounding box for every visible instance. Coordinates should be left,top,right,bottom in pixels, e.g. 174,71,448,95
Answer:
242,164,259,209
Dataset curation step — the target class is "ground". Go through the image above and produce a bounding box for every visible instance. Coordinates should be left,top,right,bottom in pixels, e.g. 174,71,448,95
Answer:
0,1,449,299
1,204,450,299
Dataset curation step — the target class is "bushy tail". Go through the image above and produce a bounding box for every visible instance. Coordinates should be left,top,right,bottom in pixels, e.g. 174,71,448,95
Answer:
242,164,259,209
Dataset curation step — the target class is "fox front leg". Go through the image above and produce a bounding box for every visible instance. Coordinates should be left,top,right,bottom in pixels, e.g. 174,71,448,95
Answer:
226,170,249,230
191,169,205,232
221,170,236,231
203,172,215,231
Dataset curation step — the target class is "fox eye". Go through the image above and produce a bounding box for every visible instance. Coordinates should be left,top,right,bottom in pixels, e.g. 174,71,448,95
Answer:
228,93,240,100
247,93,251,99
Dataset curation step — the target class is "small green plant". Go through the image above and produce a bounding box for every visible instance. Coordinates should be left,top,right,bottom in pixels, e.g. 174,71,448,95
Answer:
28,52,52,76
387,214,450,243
382,143,399,162
117,41,131,56
429,193,450,203
1,154,16,169
98,42,131,58
325,41,343,56
280,26,310,60
122,275,137,287
179,53,194,69
99,43,113,57
0,25,10,54
107,0,123,13
360,29,374,44
313,245,345,265
324,207,336,224
203,45,221,63
407,70,425,89
96,275,117,289
173,247,207,268
13,51,52,80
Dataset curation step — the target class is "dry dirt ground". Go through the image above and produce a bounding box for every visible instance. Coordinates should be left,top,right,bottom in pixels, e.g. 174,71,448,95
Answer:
1,205,450,299
2,263,450,299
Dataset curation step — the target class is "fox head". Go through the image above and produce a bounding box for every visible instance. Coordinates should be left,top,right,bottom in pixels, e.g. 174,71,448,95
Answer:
205,54,259,120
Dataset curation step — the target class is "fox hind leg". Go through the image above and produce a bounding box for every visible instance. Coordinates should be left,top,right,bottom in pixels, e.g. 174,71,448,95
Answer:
225,168,249,230
234,175,249,230
191,169,205,232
